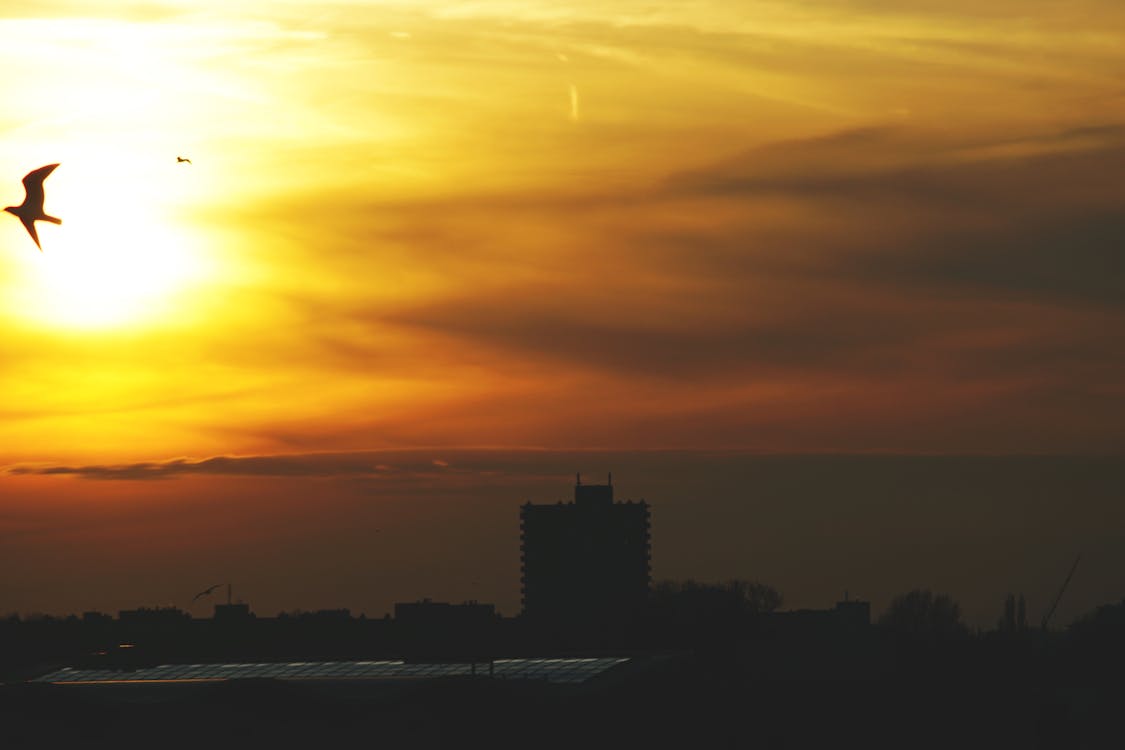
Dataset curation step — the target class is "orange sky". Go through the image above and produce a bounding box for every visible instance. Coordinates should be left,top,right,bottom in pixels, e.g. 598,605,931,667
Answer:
0,2,1123,620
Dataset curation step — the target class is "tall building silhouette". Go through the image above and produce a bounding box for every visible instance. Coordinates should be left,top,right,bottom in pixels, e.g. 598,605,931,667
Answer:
520,474,651,626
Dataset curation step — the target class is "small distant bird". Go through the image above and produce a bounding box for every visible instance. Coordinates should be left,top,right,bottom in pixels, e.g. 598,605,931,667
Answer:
176,156,191,164
192,583,224,603
4,163,61,251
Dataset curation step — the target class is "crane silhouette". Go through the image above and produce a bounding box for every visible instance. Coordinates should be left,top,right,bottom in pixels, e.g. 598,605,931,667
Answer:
1041,554,1081,631
4,163,61,251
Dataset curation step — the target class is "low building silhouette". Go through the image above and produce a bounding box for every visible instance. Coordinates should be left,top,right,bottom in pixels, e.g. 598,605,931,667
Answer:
394,599,496,629
213,602,253,624
81,611,113,625
394,599,497,659
833,596,871,630
520,474,651,631
764,597,872,634
117,607,191,626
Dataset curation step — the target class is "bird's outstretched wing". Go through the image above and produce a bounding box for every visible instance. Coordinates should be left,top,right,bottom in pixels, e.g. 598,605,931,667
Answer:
20,216,41,250
21,163,59,211
191,583,225,602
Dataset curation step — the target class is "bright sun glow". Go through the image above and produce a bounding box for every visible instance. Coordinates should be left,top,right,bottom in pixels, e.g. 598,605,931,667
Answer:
0,18,231,333
5,158,211,330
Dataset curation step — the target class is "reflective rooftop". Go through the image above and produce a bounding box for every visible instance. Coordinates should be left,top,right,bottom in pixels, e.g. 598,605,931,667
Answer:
35,657,629,685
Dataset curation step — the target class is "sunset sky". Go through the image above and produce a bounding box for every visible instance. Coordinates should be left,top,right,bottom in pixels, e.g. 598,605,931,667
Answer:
1,1,1123,623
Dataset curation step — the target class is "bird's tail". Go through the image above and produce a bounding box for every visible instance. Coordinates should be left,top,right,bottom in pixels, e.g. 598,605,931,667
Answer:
42,215,61,225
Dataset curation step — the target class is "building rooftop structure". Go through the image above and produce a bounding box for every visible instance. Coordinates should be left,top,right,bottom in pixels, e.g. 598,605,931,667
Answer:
520,474,651,631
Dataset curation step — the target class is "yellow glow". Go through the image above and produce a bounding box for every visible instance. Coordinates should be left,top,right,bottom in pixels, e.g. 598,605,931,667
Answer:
0,17,226,332
5,160,211,330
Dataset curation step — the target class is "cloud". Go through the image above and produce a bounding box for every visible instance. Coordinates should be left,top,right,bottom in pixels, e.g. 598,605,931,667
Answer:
2,451,558,481
5,453,388,481
664,124,1125,204
661,123,1125,306
156,116,1116,456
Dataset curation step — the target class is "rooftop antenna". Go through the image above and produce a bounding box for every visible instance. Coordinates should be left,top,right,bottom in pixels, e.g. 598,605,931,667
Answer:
576,472,581,486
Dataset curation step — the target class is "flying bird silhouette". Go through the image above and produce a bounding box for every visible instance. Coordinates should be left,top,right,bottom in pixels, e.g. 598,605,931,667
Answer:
192,583,225,603
5,163,61,251
176,156,191,164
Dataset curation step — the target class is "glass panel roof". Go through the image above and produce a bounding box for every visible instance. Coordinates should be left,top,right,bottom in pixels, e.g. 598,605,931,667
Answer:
34,657,629,685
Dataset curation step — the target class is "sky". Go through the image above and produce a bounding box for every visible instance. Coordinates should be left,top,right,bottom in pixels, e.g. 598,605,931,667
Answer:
0,1,1123,623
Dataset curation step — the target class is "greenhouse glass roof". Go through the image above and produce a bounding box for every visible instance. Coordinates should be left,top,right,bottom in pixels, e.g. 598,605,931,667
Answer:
34,656,629,685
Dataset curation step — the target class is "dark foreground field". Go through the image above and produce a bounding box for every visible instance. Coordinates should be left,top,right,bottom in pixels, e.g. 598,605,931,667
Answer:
3,654,1118,750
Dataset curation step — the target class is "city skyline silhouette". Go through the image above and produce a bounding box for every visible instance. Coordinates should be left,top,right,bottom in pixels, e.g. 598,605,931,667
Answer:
3,460,1119,632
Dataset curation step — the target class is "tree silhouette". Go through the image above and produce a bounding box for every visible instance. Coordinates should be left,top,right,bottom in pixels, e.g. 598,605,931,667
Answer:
725,579,784,615
879,589,967,640
648,579,783,648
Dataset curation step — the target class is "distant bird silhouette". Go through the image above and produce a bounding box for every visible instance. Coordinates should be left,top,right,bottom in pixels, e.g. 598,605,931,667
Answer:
192,583,225,603
176,156,191,164
4,163,61,251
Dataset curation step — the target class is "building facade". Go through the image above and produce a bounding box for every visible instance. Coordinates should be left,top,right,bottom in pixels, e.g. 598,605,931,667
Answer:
520,475,651,626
